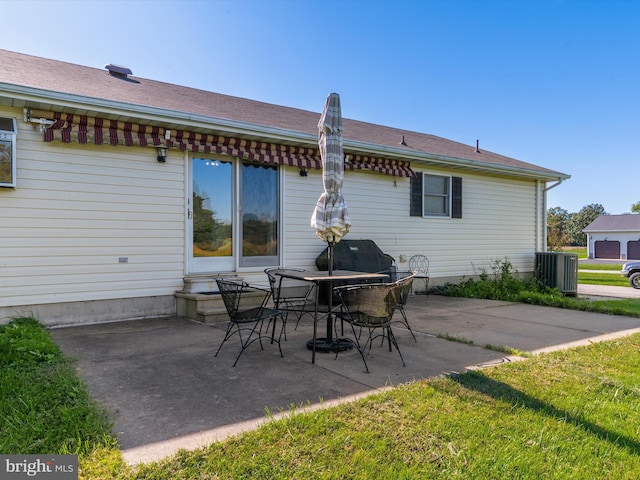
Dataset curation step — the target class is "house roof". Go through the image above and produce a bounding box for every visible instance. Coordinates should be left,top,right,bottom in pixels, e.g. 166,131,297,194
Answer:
583,214,640,232
0,49,568,181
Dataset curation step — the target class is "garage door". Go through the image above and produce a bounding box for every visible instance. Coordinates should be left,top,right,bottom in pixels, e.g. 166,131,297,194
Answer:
628,241,640,260
594,240,620,259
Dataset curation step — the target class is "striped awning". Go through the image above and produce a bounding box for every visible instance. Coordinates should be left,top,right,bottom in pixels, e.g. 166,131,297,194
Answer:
29,109,415,177
347,154,415,177
167,129,320,169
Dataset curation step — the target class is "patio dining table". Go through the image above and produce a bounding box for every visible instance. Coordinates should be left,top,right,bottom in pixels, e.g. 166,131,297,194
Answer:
274,269,389,363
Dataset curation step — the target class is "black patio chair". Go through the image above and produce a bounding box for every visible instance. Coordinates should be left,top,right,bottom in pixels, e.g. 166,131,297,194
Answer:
215,278,285,367
334,281,405,373
264,267,316,333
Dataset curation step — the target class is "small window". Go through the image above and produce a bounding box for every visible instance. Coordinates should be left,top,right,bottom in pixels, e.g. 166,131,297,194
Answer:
410,172,462,218
424,174,450,216
0,117,17,188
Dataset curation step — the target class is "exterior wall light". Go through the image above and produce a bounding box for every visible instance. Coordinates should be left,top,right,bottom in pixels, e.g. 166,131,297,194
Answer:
299,166,308,177
156,146,168,163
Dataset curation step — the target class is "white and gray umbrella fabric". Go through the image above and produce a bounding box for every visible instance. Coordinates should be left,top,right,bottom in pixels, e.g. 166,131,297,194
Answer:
311,93,351,247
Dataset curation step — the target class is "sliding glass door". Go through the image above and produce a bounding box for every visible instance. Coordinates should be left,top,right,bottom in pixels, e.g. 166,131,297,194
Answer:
189,156,279,273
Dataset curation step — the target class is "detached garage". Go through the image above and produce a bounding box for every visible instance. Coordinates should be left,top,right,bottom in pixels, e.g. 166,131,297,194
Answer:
583,214,640,260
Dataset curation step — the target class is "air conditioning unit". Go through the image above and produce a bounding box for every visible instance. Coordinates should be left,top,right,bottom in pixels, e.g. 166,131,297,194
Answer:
535,252,578,295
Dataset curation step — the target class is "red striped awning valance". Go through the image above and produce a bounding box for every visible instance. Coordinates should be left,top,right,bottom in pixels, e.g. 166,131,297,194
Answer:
42,112,164,147
30,110,414,177
347,155,416,177
168,129,320,169
34,110,320,169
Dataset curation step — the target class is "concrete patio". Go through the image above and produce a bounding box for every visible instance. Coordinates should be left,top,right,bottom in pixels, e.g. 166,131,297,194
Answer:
49,290,640,464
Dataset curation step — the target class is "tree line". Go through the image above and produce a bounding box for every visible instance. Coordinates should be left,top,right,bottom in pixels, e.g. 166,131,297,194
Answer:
547,201,640,250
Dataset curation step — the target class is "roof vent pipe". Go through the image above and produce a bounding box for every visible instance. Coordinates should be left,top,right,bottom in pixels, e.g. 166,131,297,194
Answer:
475,139,480,153
400,135,407,146
105,64,132,78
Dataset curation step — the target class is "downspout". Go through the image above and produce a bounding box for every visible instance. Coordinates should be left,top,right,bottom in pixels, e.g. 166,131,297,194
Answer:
541,178,565,252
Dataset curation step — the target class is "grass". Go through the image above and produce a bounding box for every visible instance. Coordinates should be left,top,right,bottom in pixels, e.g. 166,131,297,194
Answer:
579,263,622,271
561,246,588,258
0,318,116,456
437,333,530,357
578,271,629,287
576,256,628,285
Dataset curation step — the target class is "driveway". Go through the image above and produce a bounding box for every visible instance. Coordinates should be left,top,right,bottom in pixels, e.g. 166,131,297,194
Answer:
578,283,640,299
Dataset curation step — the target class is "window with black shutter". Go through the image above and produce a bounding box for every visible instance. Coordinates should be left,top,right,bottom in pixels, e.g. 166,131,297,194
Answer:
409,172,462,218
452,176,462,218
410,172,423,216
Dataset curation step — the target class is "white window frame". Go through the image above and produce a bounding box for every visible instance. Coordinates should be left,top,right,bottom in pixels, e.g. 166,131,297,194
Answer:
423,173,451,217
0,117,17,188
187,154,281,274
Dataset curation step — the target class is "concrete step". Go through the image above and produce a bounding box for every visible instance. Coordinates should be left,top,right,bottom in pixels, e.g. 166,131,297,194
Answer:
176,287,270,325
195,307,229,325
175,291,228,325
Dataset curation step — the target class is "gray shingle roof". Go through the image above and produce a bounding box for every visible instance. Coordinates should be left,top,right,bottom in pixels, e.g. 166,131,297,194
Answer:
583,214,640,232
0,49,567,180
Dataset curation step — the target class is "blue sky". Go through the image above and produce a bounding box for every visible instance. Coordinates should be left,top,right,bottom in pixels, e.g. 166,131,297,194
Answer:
2,0,639,214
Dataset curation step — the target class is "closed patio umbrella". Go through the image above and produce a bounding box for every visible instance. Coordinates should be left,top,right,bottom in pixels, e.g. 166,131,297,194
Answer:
311,92,351,275
309,93,352,354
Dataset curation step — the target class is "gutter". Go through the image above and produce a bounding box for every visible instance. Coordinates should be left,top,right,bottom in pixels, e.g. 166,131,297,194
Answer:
541,177,568,252
381,149,570,181
543,178,565,192
2,82,569,181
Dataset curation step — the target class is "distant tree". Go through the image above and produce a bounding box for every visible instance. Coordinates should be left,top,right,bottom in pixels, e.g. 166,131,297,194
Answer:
566,203,607,246
546,206,570,250
631,201,640,214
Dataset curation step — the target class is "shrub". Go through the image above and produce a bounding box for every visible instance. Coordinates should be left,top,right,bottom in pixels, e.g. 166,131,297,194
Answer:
440,257,548,301
440,258,640,318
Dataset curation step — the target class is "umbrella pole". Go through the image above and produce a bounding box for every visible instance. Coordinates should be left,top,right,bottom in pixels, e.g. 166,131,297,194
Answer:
327,241,334,341
328,242,334,276
307,240,354,354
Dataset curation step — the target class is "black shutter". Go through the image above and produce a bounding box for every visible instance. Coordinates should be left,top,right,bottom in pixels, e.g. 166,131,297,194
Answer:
410,172,423,216
452,176,462,218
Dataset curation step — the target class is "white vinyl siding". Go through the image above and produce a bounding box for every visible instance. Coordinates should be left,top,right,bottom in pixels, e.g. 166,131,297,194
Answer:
278,167,539,283
0,109,185,308
0,104,543,314
278,168,328,268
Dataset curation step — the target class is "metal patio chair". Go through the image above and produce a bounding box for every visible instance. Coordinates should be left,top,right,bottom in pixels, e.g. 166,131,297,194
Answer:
377,269,417,341
389,270,417,341
215,278,285,367
334,281,405,373
264,267,316,333
409,254,430,295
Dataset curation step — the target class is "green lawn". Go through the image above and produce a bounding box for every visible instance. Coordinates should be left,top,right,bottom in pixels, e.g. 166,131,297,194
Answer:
0,318,115,456
579,263,622,271
561,246,587,258
578,271,629,287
